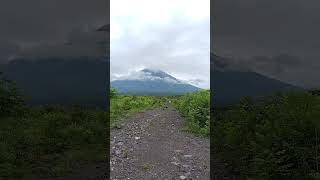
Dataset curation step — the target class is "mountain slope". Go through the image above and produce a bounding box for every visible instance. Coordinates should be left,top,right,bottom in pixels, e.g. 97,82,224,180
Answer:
0,57,108,106
211,53,302,106
111,69,200,95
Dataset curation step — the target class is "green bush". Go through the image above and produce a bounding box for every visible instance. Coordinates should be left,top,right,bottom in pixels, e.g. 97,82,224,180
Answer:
110,89,164,126
212,91,320,179
0,72,25,117
174,90,210,136
110,88,118,99
0,107,107,178
0,72,107,178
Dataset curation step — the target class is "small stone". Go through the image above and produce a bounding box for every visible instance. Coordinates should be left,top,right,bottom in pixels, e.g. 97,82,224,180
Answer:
184,155,192,158
115,150,121,155
180,175,186,180
117,142,124,146
175,150,182,153
171,161,180,166
181,165,191,173
135,137,141,140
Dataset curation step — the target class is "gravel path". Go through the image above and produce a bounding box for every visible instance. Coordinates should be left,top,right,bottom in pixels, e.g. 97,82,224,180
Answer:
110,104,210,180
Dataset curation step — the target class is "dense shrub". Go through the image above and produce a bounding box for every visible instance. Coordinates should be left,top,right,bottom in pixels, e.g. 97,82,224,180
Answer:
0,106,107,178
110,88,118,99
0,72,107,178
212,91,320,179
174,90,210,136
110,89,164,127
0,72,25,117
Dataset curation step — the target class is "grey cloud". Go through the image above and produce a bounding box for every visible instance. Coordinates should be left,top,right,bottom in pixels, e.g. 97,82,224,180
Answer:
17,28,108,59
0,41,20,63
113,70,182,84
186,78,205,85
0,0,108,63
111,19,210,89
211,54,250,72
213,0,320,88
213,0,320,57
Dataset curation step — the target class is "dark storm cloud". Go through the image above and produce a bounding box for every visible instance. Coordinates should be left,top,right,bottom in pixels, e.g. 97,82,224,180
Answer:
213,0,320,88
0,0,108,63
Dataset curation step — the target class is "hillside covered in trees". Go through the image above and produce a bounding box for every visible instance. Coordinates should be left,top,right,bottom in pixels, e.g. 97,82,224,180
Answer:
212,90,320,179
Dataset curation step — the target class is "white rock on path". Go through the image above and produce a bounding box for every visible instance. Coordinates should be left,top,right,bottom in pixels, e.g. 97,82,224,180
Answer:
135,137,141,140
183,155,192,158
171,161,180,166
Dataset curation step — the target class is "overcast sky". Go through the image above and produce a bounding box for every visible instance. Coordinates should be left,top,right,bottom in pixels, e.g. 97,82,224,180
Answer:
110,0,210,89
0,0,107,63
3,0,317,89
214,0,320,89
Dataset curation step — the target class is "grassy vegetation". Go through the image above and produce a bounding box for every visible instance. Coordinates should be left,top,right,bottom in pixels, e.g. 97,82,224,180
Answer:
212,91,320,179
0,73,107,179
110,89,210,137
173,90,210,137
110,88,165,127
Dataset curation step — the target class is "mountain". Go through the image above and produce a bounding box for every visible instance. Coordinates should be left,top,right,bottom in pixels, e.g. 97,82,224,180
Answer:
211,53,302,106
111,69,201,95
96,24,109,32
0,52,301,106
0,57,109,107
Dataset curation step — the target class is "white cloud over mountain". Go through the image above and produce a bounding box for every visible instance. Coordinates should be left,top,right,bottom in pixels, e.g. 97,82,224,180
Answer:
111,0,210,89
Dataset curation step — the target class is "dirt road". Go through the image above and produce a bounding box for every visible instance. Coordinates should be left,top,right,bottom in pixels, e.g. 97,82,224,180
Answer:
110,105,210,180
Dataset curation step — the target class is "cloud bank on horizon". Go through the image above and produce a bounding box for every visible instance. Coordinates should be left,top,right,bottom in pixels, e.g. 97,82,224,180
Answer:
112,69,183,84
110,0,210,89
214,0,320,89
0,0,107,63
